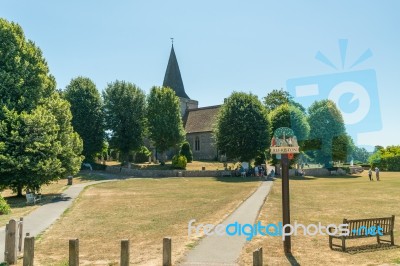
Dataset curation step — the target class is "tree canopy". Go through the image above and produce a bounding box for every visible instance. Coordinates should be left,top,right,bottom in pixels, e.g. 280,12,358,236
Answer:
64,77,104,162
0,18,55,113
264,89,305,113
103,80,146,162
146,86,186,161
214,92,270,162
308,99,350,166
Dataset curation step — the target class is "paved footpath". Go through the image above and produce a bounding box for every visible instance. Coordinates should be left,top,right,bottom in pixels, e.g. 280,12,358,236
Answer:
0,172,126,262
181,180,273,266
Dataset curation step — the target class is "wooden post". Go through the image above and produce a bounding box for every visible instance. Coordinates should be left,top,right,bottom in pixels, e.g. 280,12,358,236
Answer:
253,247,263,266
23,236,35,266
120,239,130,266
281,154,291,254
5,219,18,264
69,239,79,266
163,237,172,266
19,217,24,252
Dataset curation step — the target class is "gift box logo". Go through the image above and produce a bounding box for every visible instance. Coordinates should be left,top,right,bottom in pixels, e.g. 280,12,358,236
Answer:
286,39,382,141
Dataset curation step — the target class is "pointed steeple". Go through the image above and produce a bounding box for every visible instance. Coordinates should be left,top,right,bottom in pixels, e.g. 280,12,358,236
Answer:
163,44,190,99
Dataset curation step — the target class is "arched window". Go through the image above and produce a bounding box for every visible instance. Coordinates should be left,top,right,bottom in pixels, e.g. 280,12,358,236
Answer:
195,136,200,151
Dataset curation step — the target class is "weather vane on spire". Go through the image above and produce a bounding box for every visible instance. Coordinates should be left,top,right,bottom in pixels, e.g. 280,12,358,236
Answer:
171,37,174,45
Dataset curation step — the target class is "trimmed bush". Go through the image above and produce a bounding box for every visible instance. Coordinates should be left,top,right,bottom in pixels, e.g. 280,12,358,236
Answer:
0,195,11,215
180,142,193,163
172,155,187,169
135,146,152,163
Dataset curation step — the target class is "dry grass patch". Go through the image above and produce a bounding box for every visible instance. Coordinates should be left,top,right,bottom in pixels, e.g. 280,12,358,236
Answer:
30,177,260,265
239,171,400,265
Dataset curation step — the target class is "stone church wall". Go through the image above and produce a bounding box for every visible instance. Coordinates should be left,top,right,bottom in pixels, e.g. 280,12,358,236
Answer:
186,132,218,160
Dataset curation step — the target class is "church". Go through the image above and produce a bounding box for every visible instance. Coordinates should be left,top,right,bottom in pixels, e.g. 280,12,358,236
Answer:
162,44,220,160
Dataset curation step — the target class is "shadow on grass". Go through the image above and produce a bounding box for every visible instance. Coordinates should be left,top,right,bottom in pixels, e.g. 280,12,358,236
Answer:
285,253,300,266
272,175,362,181
214,176,262,183
331,243,399,254
5,193,70,209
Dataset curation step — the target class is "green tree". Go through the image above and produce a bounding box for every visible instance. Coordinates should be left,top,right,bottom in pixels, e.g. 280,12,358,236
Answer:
352,146,370,163
307,99,349,167
264,89,305,113
214,92,270,162
103,81,146,162
0,18,56,113
180,142,193,163
0,106,63,196
147,86,186,163
64,77,104,162
41,93,84,176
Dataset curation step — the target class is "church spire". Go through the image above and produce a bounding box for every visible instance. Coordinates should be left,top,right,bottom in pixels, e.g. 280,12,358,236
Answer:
163,42,190,99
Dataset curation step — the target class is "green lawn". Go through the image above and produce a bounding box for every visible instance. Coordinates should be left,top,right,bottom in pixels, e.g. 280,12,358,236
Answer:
240,171,400,265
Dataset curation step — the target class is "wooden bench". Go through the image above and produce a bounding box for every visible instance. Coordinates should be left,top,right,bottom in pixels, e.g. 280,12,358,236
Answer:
26,193,41,205
329,215,395,251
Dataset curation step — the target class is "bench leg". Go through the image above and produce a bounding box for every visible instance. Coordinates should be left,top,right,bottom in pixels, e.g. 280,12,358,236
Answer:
341,237,346,252
377,234,380,244
391,231,395,246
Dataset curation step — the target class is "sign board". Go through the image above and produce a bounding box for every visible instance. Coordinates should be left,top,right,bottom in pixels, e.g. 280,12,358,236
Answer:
270,127,300,155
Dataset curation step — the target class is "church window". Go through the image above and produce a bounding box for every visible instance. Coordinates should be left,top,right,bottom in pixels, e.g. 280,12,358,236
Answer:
195,136,200,151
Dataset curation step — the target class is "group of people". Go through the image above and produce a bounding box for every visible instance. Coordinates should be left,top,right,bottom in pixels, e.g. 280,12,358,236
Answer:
236,165,266,177
368,167,380,181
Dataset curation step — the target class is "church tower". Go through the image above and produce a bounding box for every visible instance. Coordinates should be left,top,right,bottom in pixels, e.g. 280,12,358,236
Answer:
163,43,198,116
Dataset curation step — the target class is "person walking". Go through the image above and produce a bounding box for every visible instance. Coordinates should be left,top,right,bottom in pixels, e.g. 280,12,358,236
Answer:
368,168,373,181
375,167,380,181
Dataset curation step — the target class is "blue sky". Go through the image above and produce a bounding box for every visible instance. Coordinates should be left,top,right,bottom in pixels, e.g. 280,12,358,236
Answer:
1,1,399,149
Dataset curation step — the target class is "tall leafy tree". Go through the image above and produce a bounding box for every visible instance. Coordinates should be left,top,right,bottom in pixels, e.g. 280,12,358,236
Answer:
214,92,270,162
264,89,305,113
0,19,83,196
147,86,186,163
308,99,349,167
64,77,104,162
0,18,56,113
103,81,146,162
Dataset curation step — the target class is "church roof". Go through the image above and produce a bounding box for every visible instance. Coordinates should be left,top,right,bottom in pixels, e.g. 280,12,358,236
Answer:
183,105,221,133
163,45,190,99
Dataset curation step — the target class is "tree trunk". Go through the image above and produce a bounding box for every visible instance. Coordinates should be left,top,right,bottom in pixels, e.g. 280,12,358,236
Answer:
17,185,23,197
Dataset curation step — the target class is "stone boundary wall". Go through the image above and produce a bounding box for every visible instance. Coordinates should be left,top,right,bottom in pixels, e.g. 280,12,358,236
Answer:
106,166,336,177
105,166,229,177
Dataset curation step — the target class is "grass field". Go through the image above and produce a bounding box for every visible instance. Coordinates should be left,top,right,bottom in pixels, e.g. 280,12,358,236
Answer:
0,172,108,227
28,177,260,265
239,171,400,265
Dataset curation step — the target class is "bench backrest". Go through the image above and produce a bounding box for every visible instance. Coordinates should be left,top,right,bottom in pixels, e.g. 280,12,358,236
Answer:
344,216,395,237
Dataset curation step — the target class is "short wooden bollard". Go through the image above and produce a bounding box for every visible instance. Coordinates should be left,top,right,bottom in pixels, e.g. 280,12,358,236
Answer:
23,236,35,266
19,217,24,252
120,239,130,266
253,247,263,266
69,239,79,266
5,219,18,264
163,237,172,266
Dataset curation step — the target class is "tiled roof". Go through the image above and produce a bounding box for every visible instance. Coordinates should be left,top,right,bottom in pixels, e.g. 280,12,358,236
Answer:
163,45,190,99
183,105,221,133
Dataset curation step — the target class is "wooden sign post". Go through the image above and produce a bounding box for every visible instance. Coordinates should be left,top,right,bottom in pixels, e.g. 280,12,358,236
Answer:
270,127,300,254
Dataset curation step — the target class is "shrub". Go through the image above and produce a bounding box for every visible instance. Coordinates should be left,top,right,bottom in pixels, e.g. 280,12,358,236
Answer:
0,195,11,215
180,142,193,163
135,146,152,163
254,150,266,166
172,155,187,169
